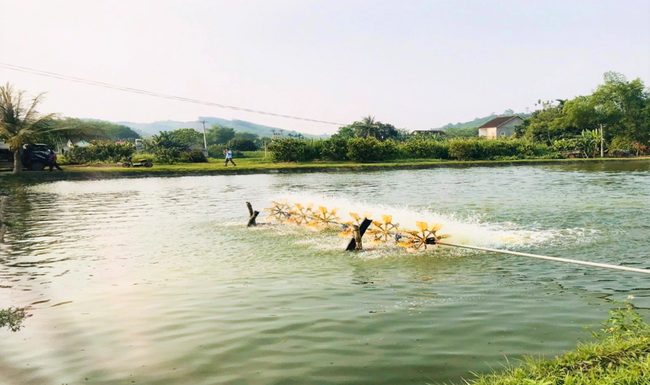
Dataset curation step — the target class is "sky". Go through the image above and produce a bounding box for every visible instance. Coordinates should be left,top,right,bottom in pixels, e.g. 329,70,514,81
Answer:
1,0,649,135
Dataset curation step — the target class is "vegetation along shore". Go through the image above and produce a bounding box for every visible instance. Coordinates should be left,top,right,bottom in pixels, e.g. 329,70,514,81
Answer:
2,71,649,178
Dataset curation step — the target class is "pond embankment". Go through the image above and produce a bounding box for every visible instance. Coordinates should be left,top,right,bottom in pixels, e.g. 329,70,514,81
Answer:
2,156,649,182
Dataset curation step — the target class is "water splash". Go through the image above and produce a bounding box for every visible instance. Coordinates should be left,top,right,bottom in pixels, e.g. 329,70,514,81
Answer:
272,192,598,250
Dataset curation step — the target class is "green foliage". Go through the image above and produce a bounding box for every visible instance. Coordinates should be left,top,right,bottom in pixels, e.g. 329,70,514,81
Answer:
576,129,602,158
169,128,203,147
399,139,450,159
320,138,349,161
463,300,650,385
146,131,185,151
596,301,650,340
518,72,650,149
0,307,27,332
0,83,91,173
206,124,235,145
153,147,179,164
449,138,556,161
336,116,400,141
227,138,257,151
63,141,135,164
179,149,207,163
347,137,384,162
448,139,481,160
444,126,479,138
331,125,356,140
609,136,634,152
552,138,580,152
268,138,310,162
207,144,226,158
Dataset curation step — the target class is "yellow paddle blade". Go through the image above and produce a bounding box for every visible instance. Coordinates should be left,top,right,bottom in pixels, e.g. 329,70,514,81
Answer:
429,223,443,232
318,206,328,214
382,214,392,223
437,234,451,239
397,241,414,248
372,221,383,227
350,212,360,221
294,203,303,209
330,208,338,216
416,221,428,231
406,230,420,236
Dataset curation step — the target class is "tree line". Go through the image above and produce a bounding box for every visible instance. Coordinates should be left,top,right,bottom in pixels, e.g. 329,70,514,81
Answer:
270,71,649,162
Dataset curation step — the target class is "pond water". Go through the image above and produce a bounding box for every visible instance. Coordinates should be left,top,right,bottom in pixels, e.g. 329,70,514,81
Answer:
1,161,650,385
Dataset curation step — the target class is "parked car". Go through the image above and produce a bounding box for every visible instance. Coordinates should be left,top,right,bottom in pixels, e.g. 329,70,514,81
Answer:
21,143,53,171
0,145,11,162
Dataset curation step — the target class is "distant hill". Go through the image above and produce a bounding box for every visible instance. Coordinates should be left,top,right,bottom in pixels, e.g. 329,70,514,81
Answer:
113,117,328,139
442,110,531,129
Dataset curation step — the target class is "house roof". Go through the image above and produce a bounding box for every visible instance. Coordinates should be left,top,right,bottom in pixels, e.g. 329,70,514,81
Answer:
477,116,521,129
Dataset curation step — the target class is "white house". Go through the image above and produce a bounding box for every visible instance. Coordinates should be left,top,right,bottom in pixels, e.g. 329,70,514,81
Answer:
477,116,523,139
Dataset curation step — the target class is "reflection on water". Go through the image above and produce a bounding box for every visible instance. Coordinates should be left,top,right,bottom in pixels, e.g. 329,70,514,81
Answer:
1,161,649,384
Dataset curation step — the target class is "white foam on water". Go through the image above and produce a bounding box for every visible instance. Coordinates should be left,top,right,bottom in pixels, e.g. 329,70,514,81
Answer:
266,192,599,252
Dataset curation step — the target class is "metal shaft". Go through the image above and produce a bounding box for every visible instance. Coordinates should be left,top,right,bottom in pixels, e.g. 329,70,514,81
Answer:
436,241,650,276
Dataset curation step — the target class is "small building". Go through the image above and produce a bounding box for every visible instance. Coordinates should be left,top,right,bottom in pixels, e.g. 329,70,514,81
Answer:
58,139,92,154
478,116,523,139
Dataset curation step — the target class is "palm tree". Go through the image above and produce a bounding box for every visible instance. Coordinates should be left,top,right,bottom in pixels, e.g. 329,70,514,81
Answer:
0,83,88,174
354,116,379,138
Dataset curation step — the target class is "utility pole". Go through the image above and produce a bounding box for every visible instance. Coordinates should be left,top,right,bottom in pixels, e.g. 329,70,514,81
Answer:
600,124,604,158
201,120,208,150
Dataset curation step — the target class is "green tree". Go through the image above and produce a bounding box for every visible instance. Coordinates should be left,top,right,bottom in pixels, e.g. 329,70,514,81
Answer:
589,72,650,143
517,100,569,143
0,83,89,174
336,116,400,141
206,124,235,145
228,138,257,151
234,132,259,141
331,125,356,140
170,128,203,148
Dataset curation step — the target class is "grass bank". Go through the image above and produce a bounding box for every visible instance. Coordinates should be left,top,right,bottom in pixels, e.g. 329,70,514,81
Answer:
455,301,650,385
1,156,649,182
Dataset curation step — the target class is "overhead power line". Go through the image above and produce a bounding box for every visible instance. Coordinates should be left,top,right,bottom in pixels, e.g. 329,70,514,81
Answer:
0,62,344,126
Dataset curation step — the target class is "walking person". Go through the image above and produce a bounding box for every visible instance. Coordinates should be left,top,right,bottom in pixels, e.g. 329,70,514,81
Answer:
48,150,63,171
224,148,237,167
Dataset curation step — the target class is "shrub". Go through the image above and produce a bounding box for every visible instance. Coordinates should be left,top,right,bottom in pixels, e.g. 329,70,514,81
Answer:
154,148,180,164
609,136,634,152
228,138,257,151
64,141,135,164
347,137,383,162
448,138,554,160
553,138,579,152
320,138,349,161
304,140,323,161
399,139,450,159
207,144,226,158
448,139,479,160
379,139,400,160
179,149,208,163
269,138,309,162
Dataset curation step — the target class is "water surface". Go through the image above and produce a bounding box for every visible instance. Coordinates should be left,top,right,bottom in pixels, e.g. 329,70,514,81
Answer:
1,161,649,384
